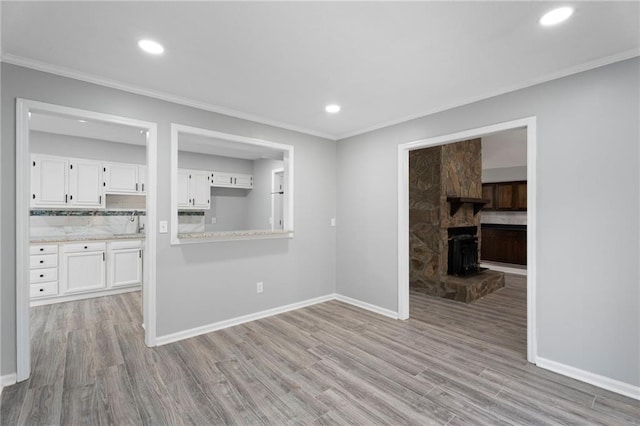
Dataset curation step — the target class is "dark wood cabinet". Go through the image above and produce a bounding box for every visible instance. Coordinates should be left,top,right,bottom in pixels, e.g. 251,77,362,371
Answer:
482,181,527,211
480,225,527,265
482,184,494,209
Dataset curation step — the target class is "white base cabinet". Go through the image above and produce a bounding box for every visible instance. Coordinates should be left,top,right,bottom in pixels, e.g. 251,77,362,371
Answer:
109,240,143,288
30,239,143,305
61,242,107,294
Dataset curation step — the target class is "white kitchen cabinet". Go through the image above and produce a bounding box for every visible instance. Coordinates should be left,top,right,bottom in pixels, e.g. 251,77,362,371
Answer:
31,155,68,207
69,159,104,207
109,240,142,288
210,171,253,189
138,166,147,194
178,169,211,209
61,242,106,294
103,162,139,193
31,155,104,209
29,244,59,300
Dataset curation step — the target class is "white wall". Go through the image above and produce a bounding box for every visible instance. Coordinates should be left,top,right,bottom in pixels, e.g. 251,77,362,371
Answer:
336,58,640,388
1,63,337,375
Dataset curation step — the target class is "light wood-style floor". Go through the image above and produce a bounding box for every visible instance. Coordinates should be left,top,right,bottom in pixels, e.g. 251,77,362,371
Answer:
2,276,638,425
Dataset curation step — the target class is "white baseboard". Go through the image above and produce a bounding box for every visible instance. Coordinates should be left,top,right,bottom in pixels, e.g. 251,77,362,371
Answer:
1,373,18,389
335,294,399,319
156,294,336,346
536,357,640,400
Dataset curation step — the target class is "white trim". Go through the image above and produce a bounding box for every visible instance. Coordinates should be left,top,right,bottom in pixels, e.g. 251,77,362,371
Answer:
396,117,537,364
4,51,638,142
15,99,159,383
2,54,335,141
335,294,399,319
29,286,140,307
170,124,294,245
337,49,640,139
1,373,17,388
537,357,640,401
479,263,527,277
156,294,336,346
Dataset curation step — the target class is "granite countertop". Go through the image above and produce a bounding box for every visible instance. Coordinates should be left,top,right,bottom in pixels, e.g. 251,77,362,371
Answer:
178,229,293,242
31,233,146,244
481,223,527,231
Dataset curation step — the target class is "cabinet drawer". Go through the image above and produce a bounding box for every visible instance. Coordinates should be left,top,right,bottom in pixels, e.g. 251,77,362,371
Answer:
30,267,58,283
30,244,58,255
63,242,106,253
30,282,58,298
30,254,58,269
109,240,142,250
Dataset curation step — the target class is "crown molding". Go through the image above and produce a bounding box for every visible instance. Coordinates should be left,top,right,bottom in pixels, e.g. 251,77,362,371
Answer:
3,49,638,142
1,53,337,141
336,48,640,140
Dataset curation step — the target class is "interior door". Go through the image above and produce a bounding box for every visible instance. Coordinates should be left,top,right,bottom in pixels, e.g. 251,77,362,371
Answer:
177,169,191,208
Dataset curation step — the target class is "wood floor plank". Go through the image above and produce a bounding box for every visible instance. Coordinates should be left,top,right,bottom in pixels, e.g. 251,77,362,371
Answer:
3,276,638,425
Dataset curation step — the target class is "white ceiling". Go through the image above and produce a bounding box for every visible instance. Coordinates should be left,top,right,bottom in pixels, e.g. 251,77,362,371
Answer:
2,2,638,140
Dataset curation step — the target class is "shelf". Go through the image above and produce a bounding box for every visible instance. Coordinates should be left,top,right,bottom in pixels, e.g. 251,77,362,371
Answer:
447,197,490,216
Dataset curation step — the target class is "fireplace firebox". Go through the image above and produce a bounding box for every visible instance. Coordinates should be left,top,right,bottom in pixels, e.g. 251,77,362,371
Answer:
447,226,486,276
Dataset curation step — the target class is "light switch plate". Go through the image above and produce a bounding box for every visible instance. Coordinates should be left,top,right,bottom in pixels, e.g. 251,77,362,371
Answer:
159,220,168,233
330,218,336,227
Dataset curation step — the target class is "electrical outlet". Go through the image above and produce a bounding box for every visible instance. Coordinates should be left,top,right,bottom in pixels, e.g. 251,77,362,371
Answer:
159,220,168,233
330,218,336,227
257,282,264,293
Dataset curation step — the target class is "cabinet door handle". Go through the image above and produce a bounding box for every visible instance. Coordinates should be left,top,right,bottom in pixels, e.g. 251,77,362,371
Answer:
103,252,105,261
32,194,36,200
39,274,44,278
230,177,233,184
139,249,142,258
39,288,44,292
136,183,139,191
69,195,73,200
39,248,44,251
141,183,144,192
65,194,68,203
39,260,44,264
84,246,88,249
99,195,102,204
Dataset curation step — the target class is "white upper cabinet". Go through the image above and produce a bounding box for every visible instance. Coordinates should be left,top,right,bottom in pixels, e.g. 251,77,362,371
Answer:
211,171,253,189
69,159,103,207
32,155,68,207
178,169,211,209
191,171,211,208
138,166,147,194
32,155,104,208
103,162,139,193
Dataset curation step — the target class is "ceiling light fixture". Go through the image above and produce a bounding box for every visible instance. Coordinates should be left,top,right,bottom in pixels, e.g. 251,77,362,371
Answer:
78,120,87,123
138,39,164,55
325,104,341,114
539,6,574,26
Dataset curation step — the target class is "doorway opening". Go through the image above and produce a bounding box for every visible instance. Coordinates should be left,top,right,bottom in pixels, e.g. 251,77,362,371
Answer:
15,99,158,382
398,117,537,363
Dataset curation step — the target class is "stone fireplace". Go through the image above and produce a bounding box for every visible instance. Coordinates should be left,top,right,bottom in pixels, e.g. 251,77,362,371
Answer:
409,139,504,302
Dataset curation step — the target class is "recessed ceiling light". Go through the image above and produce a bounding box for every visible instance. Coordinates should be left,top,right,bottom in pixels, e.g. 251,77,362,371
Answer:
539,7,574,26
325,104,341,114
78,119,87,123
138,39,164,55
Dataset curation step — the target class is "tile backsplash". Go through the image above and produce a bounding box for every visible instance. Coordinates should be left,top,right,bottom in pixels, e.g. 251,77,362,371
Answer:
480,211,527,225
30,211,144,237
